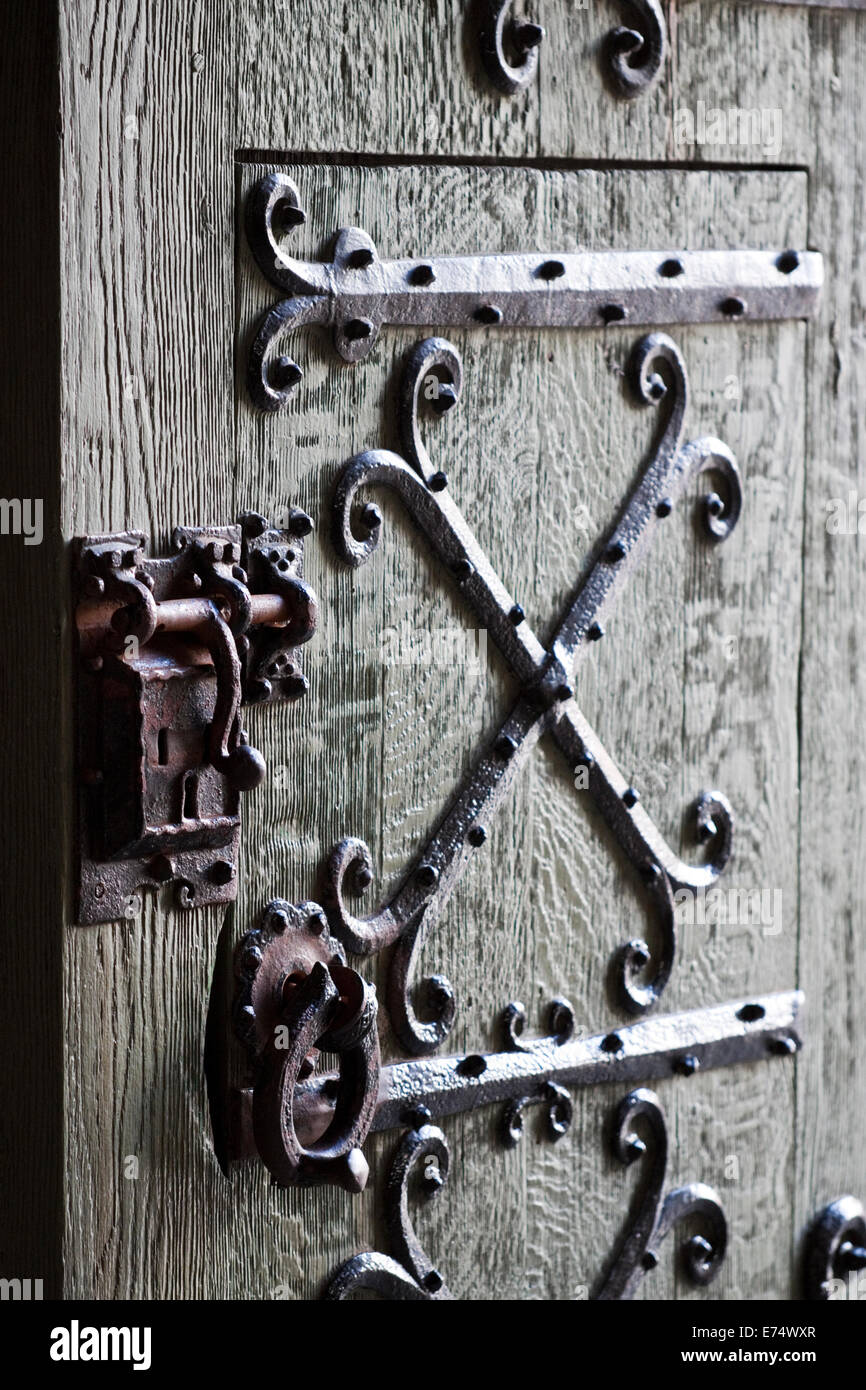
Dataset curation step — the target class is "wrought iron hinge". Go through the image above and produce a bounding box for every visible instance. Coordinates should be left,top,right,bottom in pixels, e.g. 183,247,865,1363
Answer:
475,0,866,99
74,512,317,924
243,172,822,412
218,902,803,1299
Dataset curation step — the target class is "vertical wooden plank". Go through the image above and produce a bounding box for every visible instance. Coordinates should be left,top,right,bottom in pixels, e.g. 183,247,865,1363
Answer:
59,0,241,1297
796,10,866,1292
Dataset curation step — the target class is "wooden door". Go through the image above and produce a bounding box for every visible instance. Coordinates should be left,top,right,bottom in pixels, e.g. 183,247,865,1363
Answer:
3,0,866,1304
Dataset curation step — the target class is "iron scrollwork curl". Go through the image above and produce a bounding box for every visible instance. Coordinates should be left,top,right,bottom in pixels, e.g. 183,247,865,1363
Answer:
326,1123,453,1301
803,1196,866,1300
475,0,666,100
595,1088,726,1299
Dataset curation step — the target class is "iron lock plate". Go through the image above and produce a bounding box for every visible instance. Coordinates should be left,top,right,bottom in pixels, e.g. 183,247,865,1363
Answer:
74,511,317,924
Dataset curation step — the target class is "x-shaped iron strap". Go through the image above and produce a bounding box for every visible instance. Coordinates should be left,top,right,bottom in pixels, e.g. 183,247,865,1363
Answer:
328,332,741,1053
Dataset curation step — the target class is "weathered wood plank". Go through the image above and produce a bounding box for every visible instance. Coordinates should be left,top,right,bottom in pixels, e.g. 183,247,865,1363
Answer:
795,8,866,1296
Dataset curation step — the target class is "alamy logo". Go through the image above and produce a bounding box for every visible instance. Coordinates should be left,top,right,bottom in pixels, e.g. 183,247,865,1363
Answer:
49,1321,152,1372
673,100,782,154
0,497,43,546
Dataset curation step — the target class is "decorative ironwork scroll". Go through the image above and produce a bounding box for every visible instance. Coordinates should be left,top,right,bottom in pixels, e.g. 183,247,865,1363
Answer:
327,331,740,1049
475,0,866,100
319,1020,798,1299
225,899,802,1298
477,0,666,100
804,1197,866,1300
243,171,822,412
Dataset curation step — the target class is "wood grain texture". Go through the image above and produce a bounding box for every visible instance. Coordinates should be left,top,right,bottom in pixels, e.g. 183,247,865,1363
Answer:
795,9,866,1296
50,0,865,1305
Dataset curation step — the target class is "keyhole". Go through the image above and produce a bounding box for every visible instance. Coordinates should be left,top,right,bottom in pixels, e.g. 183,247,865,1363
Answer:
183,774,198,820
157,728,169,766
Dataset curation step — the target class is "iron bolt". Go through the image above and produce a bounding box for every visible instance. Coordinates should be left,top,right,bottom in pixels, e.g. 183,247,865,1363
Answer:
343,318,374,341
416,863,439,889
409,263,436,286
719,296,746,318
467,825,487,847
622,786,640,808
474,304,503,325
270,356,303,391
495,733,518,761
429,470,448,492
509,603,525,625
588,622,605,641
360,502,382,531
656,497,673,518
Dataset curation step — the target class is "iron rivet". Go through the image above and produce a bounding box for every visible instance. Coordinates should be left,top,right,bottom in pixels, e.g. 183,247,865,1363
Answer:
270,356,303,391
242,944,262,971
308,911,328,936
537,259,565,281
346,246,375,269
269,907,290,934
622,786,640,808
642,1250,659,1271
289,510,314,537
495,734,518,761
606,539,627,563
454,557,474,581
344,318,374,341
457,1054,487,1077
416,863,439,889
431,382,458,415
467,825,487,847
211,860,233,886
556,682,574,702
737,1002,766,1023
512,21,545,51
769,1035,799,1056
601,1032,624,1054
707,494,724,516
359,502,382,531
422,1162,444,1195
776,250,800,275
275,201,306,231
600,303,627,324
658,258,685,278
474,304,503,325
588,622,605,642
719,296,746,318
656,497,673,518
409,263,436,286
509,603,525,625
404,1104,432,1128
354,864,373,892
674,1054,700,1077
423,1270,444,1293
631,944,650,968
429,471,448,492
